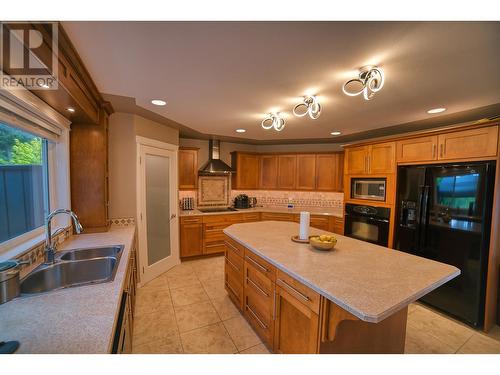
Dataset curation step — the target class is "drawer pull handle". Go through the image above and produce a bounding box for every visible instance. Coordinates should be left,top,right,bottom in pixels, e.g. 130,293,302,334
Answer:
245,255,269,273
224,241,242,254
277,278,310,303
225,257,240,272
273,289,277,321
247,277,269,297
246,304,268,329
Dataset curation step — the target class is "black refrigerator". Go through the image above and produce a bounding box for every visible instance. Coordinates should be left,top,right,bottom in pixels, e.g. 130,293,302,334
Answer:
394,162,496,327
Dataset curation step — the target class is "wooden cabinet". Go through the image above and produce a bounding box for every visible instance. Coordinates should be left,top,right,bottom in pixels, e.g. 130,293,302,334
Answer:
178,148,198,190
296,154,316,190
274,271,320,354
332,217,344,235
260,155,278,189
70,110,110,233
437,126,498,160
345,143,395,175
277,155,297,189
316,153,344,192
180,216,203,258
224,236,245,310
261,212,295,222
310,215,330,231
397,135,438,163
232,153,260,189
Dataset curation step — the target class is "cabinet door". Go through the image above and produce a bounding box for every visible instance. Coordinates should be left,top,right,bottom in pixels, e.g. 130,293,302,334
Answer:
277,155,297,189
345,146,369,175
438,126,499,160
178,148,198,190
233,153,260,189
316,154,342,191
332,217,344,235
260,155,278,189
274,285,319,354
180,223,203,257
310,215,330,231
369,142,395,174
296,154,316,190
397,136,438,163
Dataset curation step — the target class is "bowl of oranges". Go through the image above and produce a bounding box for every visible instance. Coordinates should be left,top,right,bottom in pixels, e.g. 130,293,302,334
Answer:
309,235,337,251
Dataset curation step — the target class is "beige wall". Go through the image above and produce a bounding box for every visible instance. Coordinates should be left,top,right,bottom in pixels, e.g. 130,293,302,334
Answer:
108,112,179,219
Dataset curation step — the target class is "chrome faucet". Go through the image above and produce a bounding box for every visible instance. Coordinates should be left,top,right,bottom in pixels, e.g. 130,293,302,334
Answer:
44,209,83,264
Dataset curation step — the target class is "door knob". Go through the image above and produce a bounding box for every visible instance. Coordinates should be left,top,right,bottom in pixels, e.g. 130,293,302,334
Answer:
170,214,177,220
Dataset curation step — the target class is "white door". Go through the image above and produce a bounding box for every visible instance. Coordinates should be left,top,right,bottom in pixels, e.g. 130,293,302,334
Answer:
136,138,179,284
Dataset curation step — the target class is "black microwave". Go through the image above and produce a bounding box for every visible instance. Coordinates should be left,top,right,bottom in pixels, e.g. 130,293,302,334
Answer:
351,178,386,201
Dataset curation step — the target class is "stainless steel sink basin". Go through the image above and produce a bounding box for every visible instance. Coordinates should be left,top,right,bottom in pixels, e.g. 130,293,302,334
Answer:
58,245,123,261
20,245,124,295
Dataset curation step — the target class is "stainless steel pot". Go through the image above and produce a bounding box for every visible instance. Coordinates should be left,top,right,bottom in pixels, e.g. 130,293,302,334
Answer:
0,259,28,304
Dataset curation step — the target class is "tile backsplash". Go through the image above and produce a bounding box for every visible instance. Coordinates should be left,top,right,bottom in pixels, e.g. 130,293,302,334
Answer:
180,189,343,209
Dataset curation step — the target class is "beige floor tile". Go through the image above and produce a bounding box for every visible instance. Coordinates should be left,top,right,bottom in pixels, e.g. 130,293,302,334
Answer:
405,322,455,354
168,273,202,290
239,343,271,354
211,295,241,321
180,322,237,354
407,305,474,351
165,263,195,278
132,334,183,354
132,307,179,347
134,288,172,317
170,284,210,307
202,278,228,300
174,301,221,333
195,265,225,283
223,315,262,351
142,274,169,290
457,333,500,354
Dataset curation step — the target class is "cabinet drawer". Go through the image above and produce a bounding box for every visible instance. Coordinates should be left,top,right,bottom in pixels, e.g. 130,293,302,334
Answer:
224,236,245,258
244,249,276,282
226,248,244,275
242,212,261,222
180,216,203,224
203,215,235,224
205,243,225,254
276,269,320,314
244,287,274,347
261,212,295,222
225,259,243,309
245,261,274,299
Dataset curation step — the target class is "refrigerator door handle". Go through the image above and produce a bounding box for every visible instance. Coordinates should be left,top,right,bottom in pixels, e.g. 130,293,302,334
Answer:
420,185,431,248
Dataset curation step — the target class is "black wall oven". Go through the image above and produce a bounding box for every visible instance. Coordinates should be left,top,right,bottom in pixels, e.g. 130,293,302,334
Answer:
344,203,391,246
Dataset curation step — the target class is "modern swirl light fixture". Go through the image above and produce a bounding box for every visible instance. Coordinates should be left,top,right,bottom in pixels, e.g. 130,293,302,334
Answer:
261,113,286,132
293,95,321,119
342,66,385,101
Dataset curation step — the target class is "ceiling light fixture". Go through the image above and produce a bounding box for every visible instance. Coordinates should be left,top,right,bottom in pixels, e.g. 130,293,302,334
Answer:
427,107,446,114
151,99,167,106
261,113,286,132
67,107,75,113
235,129,246,133
342,65,385,101
330,131,342,136
293,95,321,119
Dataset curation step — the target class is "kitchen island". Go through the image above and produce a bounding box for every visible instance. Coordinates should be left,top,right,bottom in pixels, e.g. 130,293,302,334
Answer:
223,221,460,354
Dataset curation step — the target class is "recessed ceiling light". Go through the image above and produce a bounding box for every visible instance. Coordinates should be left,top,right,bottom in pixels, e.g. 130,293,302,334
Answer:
330,131,342,136
67,107,75,113
427,107,446,114
151,99,167,106
235,129,246,133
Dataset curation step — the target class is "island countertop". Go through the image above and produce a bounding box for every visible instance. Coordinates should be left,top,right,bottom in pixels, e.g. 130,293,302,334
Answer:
223,221,460,323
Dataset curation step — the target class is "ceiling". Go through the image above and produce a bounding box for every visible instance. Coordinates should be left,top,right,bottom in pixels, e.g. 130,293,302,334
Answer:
62,21,500,142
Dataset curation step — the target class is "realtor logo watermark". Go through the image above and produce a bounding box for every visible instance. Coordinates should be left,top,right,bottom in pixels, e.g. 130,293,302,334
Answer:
0,21,58,90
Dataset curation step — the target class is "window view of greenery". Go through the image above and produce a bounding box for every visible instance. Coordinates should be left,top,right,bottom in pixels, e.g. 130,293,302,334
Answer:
436,174,479,213
0,122,47,244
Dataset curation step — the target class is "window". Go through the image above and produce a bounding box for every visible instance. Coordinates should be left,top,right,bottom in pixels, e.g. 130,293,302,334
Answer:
0,122,50,244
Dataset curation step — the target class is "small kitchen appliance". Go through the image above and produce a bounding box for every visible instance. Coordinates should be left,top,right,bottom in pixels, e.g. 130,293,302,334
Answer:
234,194,250,209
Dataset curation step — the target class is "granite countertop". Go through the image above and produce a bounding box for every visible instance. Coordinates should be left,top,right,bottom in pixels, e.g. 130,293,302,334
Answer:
0,226,135,354
180,206,343,218
223,221,460,323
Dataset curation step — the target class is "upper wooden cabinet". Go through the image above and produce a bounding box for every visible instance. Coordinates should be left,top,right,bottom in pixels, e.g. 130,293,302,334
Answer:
345,142,395,175
316,153,344,191
260,155,279,189
397,135,438,163
277,155,297,189
396,126,499,163
296,154,316,190
232,152,261,189
438,126,498,160
178,148,198,190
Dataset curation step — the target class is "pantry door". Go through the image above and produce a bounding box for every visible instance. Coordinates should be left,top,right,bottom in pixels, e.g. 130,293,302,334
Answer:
136,137,179,285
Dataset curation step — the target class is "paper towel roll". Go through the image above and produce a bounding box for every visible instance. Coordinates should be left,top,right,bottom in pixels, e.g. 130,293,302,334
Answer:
299,211,310,240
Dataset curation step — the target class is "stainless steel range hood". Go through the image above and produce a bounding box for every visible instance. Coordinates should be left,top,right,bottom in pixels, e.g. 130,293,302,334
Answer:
198,140,234,175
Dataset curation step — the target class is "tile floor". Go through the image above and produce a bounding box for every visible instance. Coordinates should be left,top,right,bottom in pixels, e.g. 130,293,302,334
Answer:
132,255,500,354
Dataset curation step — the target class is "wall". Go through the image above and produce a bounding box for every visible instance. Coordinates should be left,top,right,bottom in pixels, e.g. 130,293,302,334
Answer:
108,112,179,219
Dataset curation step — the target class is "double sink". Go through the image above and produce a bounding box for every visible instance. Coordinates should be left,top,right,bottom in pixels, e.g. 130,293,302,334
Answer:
20,245,124,295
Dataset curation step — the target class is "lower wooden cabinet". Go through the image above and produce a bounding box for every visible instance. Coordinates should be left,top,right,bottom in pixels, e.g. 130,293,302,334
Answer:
180,216,203,257
261,212,295,222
